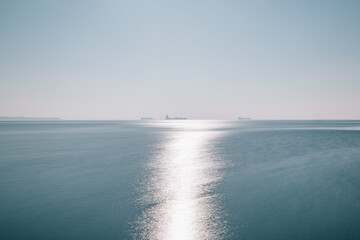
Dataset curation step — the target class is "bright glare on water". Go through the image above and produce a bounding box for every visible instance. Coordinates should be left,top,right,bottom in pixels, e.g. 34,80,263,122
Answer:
1,120,360,240
135,121,227,240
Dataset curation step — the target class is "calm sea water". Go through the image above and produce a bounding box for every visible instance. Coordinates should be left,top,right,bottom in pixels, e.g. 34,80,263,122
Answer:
1,120,360,239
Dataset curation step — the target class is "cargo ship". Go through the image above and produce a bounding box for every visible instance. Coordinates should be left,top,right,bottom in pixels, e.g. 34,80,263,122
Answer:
165,115,187,120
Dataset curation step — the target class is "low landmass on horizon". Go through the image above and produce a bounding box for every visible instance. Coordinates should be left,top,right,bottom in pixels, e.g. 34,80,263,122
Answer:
0,116,62,121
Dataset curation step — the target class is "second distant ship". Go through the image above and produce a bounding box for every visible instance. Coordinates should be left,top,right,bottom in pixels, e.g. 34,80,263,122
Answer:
165,115,187,120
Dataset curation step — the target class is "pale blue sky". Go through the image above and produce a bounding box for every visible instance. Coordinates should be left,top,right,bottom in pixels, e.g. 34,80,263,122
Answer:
1,0,359,119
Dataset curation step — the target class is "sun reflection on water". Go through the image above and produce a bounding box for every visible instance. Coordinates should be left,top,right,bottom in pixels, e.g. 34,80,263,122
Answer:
136,121,227,240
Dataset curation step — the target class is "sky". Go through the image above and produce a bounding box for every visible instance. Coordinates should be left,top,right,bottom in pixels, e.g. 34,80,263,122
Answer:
0,0,359,120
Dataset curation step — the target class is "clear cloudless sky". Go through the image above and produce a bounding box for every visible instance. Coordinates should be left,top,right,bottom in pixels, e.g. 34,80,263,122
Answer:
0,0,359,120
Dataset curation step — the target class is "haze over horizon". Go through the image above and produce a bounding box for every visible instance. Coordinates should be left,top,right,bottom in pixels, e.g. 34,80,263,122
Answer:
1,0,359,120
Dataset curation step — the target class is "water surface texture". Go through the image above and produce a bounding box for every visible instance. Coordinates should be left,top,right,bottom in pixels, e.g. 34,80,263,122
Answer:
1,120,360,239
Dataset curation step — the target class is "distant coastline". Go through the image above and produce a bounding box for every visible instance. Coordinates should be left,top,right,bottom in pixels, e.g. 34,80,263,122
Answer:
0,116,62,121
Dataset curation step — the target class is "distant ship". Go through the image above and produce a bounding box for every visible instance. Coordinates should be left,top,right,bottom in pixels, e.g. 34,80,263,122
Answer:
140,117,153,120
165,115,187,120
238,117,251,120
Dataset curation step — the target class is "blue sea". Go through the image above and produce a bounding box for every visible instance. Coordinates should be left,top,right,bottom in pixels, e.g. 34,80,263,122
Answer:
1,120,360,239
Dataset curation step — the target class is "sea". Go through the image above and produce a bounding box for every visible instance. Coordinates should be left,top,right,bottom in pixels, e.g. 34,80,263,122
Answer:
1,120,360,240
